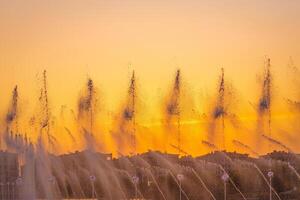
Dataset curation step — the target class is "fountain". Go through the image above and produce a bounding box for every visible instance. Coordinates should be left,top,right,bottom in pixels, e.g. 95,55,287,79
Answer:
0,63,299,200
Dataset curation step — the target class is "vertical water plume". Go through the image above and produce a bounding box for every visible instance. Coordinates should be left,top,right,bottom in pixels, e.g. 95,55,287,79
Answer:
3,86,28,154
78,78,95,132
30,70,62,199
6,85,19,132
218,68,225,149
37,70,53,151
257,61,274,200
256,58,272,151
125,71,137,154
43,70,50,136
207,68,227,149
78,78,98,151
165,69,181,154
112,71,137,156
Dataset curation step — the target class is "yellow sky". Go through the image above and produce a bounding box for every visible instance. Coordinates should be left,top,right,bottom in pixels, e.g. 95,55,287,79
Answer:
1,0,300,155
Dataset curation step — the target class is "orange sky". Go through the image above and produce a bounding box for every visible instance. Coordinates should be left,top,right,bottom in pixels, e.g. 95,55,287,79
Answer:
0,0,300,155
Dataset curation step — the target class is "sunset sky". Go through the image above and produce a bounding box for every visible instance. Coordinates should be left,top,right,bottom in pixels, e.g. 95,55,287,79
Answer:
1,1,300,155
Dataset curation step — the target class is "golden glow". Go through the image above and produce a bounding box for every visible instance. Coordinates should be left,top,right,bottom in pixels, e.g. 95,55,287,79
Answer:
0,1,300,156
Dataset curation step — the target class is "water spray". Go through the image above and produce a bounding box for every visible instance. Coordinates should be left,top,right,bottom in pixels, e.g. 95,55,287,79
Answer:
261,135,300,184
125,71,137,155
221,172,229,200
6,85,19,133
132,175,139,199
262,134,293,153
207,68,226,152
177,173,184,200
252,164,282,200
42,70,51,150
287,162,300,180
202,140,218,150
168,170,190,200
268,171,274,200
219,164,247,200
257,58,272,146
258,58,274,200
78,78,95,127
219,68,225,150
78,78,98,150
87,79,94,135
189,167,217,200
145,168,167,200
124,171,144,199
170,144,188,155
232,140,260,157
89,175,96,199
166,69,181,155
